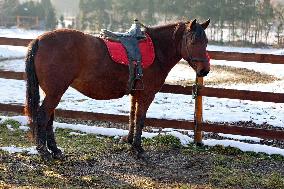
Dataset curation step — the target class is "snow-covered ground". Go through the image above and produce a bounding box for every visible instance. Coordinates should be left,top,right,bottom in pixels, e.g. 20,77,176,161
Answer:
0,78,283,126
0,29,283,127
0,46,26,60
0,28,44,60
0,29,283,156
0,28,44,39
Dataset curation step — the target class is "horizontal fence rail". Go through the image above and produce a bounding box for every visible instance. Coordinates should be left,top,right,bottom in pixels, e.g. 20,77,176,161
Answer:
209,51,284,64
0,37,283,142
0,37,31,46
1,70,284,103
0,103,283,141
1,37,284,64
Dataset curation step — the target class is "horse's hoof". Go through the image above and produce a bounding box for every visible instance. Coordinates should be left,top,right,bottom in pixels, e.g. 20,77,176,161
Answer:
52,150,65,161
136,151,148,160
37,146,53,161
39,151,53,162
120,136,133,144
132,150,150,163
135,146,145,154
130,145,145,157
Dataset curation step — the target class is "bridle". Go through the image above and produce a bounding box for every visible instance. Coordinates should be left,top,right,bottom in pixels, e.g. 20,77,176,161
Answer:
182,30,209,66
187,56,209,63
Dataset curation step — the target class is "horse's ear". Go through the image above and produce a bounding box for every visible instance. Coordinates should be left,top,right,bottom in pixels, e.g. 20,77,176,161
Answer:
189,19,197,30
201,19,210,30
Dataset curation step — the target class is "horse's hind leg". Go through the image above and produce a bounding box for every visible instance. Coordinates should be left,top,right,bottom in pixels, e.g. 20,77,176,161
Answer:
46,113,64,160
36,99,52,160
36,95,63,161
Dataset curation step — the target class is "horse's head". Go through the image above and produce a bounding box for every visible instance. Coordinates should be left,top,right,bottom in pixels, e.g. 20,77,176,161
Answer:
181,19,210,77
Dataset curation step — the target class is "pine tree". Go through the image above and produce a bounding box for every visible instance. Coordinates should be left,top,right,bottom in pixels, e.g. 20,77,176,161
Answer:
274,5,284,45
59,15,65,28
2,0,19,17
41,0,57,30
16,1,44,18
76,0,284,46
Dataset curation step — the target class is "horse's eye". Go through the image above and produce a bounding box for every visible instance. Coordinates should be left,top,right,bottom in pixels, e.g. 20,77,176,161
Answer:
190,38,196,45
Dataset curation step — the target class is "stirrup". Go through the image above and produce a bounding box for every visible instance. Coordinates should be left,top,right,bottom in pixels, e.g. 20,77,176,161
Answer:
132,77,144,91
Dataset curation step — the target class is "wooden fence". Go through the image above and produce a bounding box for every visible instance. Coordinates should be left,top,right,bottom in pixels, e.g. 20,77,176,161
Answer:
0,37,284,143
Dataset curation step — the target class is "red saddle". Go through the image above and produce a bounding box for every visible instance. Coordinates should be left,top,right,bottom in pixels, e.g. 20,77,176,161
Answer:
102,34,155,69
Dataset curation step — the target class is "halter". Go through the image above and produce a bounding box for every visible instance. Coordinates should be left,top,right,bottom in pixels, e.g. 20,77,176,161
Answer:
187,52,210,64
182,29,210,65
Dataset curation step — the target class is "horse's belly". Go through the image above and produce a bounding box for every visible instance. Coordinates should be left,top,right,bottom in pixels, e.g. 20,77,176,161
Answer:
71,80,127,100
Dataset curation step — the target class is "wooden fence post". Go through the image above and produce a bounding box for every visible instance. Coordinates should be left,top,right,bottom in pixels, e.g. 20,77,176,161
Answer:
194,76,204,146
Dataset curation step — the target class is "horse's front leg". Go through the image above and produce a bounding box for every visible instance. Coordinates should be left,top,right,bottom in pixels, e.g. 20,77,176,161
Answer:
132,95,155,157
132,114,146,155
121,95,137,144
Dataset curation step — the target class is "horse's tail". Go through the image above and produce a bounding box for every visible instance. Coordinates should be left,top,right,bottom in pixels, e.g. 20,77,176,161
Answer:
24,39,39,140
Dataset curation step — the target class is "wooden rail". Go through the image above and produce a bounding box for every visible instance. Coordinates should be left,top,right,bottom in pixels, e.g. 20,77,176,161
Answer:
0,37,283,143
0,71,25,80
209,51,284,64
0,37,31,46
0,37,283,64
0,103,283,141
1,70,283,103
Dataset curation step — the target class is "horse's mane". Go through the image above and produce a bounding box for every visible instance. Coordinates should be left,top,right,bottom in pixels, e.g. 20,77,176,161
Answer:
145,21,185,33
145,22,184,42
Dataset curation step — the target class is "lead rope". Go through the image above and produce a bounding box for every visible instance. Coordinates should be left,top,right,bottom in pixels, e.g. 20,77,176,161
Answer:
192,76,201,99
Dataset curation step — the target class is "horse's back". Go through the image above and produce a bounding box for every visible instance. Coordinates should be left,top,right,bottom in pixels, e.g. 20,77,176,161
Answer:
33,29,129,99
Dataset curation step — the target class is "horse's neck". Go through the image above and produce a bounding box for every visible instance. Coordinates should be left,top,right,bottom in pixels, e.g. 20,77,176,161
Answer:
148,23,184,71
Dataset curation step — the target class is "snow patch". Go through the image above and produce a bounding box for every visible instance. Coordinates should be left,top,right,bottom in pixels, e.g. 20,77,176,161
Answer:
0,146,38,155
69,132,87,136
218,133,261,142
272,49,284,55
0,28,44,39
19,126,29,132
0,115,28,126
6,124,15,131
0,115,283,157
166,131,193,145
0,46,26,59
204,139,284,156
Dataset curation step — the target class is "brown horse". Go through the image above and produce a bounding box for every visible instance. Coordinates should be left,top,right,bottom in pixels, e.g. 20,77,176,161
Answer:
25,19,210,160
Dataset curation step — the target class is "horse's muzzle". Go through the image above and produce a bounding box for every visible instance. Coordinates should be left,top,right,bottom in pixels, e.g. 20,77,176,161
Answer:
197,69,210,77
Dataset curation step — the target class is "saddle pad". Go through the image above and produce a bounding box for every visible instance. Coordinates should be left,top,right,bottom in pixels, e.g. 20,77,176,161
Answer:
103,34,155,69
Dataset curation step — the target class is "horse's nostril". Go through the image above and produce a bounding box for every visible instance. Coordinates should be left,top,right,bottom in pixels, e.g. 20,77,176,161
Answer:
203,70,209,76
198,69,209,77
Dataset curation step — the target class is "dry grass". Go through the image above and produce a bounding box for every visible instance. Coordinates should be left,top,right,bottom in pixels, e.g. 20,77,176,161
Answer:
0,120,283,189
167,64,279,86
